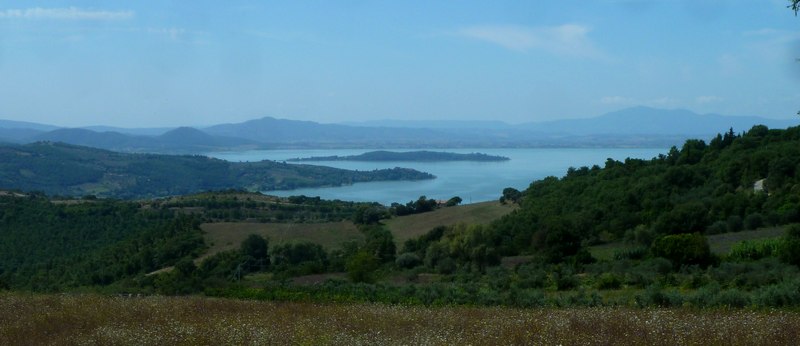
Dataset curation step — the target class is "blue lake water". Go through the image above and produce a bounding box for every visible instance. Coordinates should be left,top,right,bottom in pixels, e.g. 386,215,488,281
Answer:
207,148,667,206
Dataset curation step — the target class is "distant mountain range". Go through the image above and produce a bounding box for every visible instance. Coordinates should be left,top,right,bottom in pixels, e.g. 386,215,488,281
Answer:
0,107,796,152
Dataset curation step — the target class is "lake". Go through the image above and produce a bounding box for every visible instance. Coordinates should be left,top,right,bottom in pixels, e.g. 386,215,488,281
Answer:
207,148,667,206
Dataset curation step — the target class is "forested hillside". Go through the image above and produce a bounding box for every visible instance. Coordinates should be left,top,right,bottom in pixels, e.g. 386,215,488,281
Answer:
0,142,434,199
489,125,800,259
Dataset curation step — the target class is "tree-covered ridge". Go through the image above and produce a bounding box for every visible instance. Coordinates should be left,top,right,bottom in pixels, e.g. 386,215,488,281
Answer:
287,150,509,162
0,142,434,199
0,194,205,291
473,125,800,260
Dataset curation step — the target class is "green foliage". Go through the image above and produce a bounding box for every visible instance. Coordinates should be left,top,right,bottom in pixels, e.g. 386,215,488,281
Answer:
241,234,270,262
0,195,205,291
778,225,800,266
360,225,396,264
728,238,781,261
165,192,377,223
499,187,522,204
395,253,422,269
445,196,462,207
391,196,439,216
651,233,713,268
346,251,379,283
595,273,622,290
271,242,328,275
351,205,388,224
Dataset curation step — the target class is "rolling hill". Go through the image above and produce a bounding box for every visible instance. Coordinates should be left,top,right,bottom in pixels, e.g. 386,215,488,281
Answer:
0,142,434,199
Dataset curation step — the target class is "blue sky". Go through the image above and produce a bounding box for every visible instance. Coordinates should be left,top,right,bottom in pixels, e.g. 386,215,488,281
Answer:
0,1,799,127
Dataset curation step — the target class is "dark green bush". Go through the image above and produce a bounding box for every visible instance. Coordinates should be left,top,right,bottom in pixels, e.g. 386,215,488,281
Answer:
395,253,422,269
651,233,712,268
595,273,622,290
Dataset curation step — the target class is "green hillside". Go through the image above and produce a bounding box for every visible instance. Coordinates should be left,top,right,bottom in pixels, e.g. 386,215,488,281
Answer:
0,142,434,199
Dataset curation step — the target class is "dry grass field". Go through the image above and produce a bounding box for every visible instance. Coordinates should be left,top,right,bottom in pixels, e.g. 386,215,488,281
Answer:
2,293,799,345
201,221,362,257
384,201,516,244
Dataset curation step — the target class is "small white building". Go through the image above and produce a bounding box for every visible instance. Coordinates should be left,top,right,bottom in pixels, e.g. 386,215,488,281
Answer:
753,179,766,193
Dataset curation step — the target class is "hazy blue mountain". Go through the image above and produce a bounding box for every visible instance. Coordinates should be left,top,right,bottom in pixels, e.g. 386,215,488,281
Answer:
0,119,60,131
82,125,174,136
0,128,46,142
32,127,258,153
33,128,142,149
204,116,451,146
155,127,257,149
342,119,513,129
522,106,797,136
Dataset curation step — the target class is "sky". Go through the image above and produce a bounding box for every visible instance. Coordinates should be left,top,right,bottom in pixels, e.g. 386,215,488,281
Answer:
0,1,799,128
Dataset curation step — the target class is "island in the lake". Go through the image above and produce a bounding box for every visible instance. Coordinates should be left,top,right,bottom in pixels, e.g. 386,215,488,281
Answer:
287,150,510,162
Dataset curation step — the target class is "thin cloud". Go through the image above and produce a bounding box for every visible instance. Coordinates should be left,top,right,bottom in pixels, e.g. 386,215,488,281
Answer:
0,7,134,20
648,97,681,107
696,95,724,104
456,24,604,58
601,96,635,105
147,28,187,41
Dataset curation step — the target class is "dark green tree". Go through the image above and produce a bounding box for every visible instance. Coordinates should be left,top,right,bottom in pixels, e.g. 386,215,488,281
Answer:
240,234,269,263
499,187,522,204
651,233,712,268
346,251,379,283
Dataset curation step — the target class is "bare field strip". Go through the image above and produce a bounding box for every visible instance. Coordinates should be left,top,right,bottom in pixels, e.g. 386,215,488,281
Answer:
385,201,516,244
2,293,800,345
201,221,362,257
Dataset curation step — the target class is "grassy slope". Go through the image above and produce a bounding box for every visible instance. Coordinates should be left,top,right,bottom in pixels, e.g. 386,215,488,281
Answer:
3,293,800,345
384,201,517,244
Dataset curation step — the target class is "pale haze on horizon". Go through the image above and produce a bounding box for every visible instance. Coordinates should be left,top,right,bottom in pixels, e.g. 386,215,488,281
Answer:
0,0,799,128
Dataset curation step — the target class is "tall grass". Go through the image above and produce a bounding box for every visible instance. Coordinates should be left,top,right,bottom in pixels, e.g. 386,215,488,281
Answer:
2,292,800,345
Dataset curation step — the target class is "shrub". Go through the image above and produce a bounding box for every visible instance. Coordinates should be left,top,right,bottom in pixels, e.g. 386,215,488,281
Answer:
753,279,800,307
395,253,422,269
613,246,648,260
744,213,764,230
651,233,712,268
346,251,379,283
706,220,728,234
595,273,622,290
778,225,800,266
726,215,744,232
635,285,683,307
